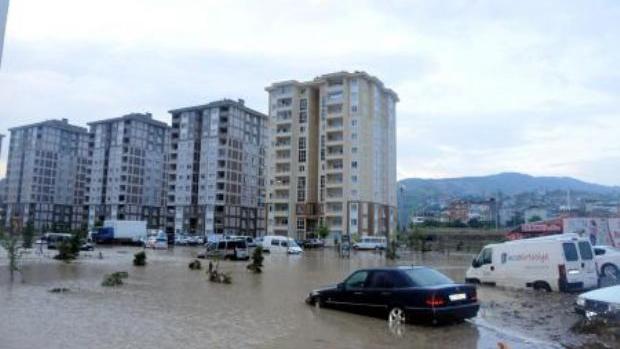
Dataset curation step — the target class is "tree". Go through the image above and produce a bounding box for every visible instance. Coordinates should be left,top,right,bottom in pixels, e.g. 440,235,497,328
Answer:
528,215,542,223
0,224,24,282
22,223,35,249
317,224,329,240
247,246,264,273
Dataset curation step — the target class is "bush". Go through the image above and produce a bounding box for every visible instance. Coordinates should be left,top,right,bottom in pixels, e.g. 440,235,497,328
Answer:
102,271,128,287
133,251,147,266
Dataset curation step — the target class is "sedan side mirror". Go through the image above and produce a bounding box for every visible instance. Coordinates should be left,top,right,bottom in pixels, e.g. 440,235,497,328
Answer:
337,283,345,291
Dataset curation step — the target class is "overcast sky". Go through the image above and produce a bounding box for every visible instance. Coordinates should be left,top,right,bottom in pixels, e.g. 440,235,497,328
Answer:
1,0,619,185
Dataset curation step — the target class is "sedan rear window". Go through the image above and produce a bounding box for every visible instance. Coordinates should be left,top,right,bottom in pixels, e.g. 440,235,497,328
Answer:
404,268,453,287
578,241,593,260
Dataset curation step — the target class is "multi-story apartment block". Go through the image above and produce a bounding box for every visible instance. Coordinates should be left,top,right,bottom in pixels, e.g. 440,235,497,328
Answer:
167,99,268,236
87,113,169,228
4,119,90,231
265,71,398,242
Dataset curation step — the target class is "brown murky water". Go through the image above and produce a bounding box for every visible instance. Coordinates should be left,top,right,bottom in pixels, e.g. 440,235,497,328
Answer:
0,247,609,349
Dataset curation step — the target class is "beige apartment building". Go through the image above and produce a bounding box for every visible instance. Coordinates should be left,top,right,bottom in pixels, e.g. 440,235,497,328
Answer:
265,71,398,243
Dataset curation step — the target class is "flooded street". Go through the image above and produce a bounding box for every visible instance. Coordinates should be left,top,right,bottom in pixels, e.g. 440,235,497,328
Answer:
0,247,613,349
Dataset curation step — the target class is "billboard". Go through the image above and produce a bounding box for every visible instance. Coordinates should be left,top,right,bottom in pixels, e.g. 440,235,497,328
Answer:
563,218,619,248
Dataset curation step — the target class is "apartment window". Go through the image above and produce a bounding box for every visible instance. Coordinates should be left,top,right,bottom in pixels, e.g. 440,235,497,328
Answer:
351,161,358,169
298,137,306,150
352,147,358,154
298,150,306,163
299,111,307,123
297,177,306,202
299,99,308,111
351,119,357,127
351,133,358,140
351,105,358,113
297,218,305,230
351,175,358,183
327,104,343,114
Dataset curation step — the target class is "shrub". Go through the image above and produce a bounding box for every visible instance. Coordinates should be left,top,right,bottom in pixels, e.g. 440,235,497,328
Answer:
133,251,147,266
102,271,128,287
189,259,202,270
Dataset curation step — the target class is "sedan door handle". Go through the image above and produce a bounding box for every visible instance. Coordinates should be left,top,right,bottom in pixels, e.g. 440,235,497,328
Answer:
353,291,364,295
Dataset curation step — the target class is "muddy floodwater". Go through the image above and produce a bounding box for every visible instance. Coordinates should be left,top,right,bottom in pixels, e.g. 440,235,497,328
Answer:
0,247,615,349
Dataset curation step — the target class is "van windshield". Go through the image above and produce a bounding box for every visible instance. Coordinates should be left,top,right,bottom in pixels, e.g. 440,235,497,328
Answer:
577,241,593,260
562,243,579,262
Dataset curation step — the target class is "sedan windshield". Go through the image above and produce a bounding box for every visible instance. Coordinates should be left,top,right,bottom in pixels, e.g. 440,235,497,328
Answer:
404,268,454,287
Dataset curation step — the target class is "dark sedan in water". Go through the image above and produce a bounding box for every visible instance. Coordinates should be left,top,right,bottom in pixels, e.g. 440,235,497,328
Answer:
305,266,479,324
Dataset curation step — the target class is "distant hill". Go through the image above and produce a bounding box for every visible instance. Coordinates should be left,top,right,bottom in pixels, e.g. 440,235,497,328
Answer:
397,172,620,226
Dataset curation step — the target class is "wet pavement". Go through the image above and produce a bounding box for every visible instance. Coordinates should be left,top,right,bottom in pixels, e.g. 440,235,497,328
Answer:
0,247,616,349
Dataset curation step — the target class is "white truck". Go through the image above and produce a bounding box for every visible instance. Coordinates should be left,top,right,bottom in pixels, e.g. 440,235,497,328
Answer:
466,234,599,292
93,220,148,244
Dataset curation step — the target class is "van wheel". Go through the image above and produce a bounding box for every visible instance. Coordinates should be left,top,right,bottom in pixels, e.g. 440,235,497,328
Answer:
533,281,551,292
602,264,619,279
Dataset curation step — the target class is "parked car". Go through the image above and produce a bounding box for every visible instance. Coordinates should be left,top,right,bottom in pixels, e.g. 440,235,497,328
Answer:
593,245,620,279
353,236,387,250
205,239,249,260
305,266,479,325
261,235,303,254
80,242,95,251
146,233,168,249
44,233,72,250
466,234,599,292
227,235,257,248
303,238,325,248
575,285,620,320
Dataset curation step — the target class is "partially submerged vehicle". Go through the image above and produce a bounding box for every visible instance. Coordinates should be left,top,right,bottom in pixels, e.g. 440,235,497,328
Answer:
306,266,479,325
352,236,387,250
204,239,250,260
261,235,303,254
576,285,620,320
466,234,598,292
593,245,620,279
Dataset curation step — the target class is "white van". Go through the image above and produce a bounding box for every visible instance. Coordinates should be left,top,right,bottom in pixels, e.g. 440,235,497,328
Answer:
352,236,387,250
261,235,303,254
466,234,598,292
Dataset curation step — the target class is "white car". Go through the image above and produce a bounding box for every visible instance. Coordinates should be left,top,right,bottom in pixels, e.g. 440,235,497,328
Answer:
593,245,620,279
576,285,620,319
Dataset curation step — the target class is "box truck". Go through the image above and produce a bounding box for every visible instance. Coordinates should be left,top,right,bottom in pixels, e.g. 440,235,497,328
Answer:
93,220,147,244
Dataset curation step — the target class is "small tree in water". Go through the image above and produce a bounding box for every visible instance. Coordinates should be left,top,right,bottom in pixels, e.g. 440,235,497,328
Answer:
247,246,264,273
0,224,24,282
22,223,35,249
317,224,329,240
133,251,147,266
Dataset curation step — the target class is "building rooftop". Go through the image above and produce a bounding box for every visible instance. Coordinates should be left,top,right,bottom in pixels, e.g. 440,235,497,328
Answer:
265,70,399,102
87,113,169,129
168,98,267,119
9,118,88,134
